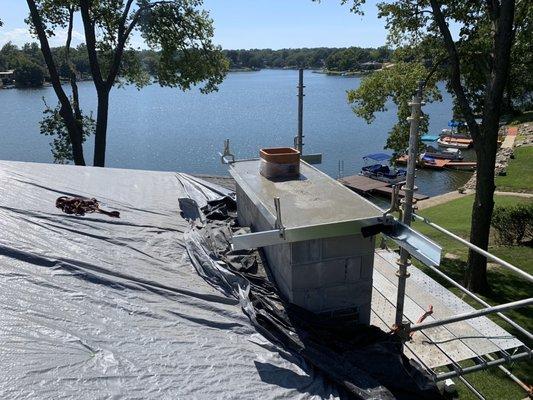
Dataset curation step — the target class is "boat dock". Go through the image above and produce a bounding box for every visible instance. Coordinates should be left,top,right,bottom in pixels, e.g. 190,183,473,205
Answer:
339,174,429,201
397,155,477,171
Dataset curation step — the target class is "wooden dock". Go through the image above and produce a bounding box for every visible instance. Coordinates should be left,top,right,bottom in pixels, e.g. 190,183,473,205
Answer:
447,161,477,170
340,174,429,201
397,155,476,171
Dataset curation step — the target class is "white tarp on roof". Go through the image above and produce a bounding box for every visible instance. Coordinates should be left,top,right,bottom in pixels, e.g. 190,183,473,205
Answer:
0,160,340,399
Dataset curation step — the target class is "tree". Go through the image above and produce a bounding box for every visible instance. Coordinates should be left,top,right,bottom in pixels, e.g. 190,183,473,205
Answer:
26,0,228,167
40,99,95,163
0,42,21,70
338,0,519,293
348,61,441,152
14,59,44,87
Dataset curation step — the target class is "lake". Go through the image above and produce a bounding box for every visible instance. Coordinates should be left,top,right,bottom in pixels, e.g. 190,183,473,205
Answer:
0,69,472,196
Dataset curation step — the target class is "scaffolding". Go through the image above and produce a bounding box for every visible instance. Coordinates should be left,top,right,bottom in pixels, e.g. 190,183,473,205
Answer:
388,82,532,398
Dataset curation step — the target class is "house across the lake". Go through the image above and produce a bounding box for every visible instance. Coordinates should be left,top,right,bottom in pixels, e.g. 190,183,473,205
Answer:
0,70,15,87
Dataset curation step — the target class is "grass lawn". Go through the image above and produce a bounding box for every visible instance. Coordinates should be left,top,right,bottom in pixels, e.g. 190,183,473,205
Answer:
495,145,533,193
409,194,533,400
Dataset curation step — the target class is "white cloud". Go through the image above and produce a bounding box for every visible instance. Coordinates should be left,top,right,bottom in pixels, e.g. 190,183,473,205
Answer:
0,27,84,48
0,28,33,47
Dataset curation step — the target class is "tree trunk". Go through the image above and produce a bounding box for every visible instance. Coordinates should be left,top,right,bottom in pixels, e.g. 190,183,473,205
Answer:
465,136,498,293
26,0,85,166
93,89,110,167
465,0,515,293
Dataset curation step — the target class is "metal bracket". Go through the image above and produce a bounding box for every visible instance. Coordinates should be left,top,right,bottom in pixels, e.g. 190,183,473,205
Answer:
396,258,412,278
219,139,235,164
384,184,401,217
301,153,323,165
231,214,442,267
386,220,442,267
273,197,285,238
393,320,411,342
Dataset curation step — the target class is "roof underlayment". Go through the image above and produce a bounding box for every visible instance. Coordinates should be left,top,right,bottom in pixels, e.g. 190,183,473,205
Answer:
0,161,340,399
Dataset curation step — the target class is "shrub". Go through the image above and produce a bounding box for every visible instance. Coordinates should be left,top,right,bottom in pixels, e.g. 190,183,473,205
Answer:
491,204,533,245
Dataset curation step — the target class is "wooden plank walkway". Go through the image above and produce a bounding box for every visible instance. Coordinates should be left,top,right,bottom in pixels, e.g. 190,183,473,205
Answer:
371,249,524,370
397,155,477,171
447,161,477,170
340,174,429,201
501,126,518,148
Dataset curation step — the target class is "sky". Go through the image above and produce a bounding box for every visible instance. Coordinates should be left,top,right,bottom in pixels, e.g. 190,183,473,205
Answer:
0,0,389,50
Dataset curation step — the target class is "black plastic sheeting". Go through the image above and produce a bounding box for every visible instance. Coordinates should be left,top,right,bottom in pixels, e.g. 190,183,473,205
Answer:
184,196,443,400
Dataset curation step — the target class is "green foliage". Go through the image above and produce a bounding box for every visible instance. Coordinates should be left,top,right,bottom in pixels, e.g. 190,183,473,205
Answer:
508,3,533,110
335,0,532,154
14,59,45,87
133,1,226,92
24,0,231,166
222,47,391,71
491,204,533,246
325,47,375,71
347,61,441,152
1,40,392,80
39,99,95,164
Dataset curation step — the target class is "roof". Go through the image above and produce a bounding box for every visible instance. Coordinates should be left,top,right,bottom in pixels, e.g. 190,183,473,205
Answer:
0,70,14,75
0,160,340,399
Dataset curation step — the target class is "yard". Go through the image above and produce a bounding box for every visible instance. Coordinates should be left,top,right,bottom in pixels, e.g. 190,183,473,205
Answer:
495,145,533,193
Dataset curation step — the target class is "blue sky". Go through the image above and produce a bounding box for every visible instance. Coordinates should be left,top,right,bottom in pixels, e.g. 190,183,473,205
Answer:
0,0,388,49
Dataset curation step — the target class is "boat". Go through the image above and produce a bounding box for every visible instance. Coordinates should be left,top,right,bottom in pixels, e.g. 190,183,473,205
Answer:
360,153,407,184
438,120,474,148
440,129,471,140
421,134,440,142
437,136,473,149
422,145,463,160
397,154,450,170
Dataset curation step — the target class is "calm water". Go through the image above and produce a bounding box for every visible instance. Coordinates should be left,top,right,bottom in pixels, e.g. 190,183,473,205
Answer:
0,69,472,196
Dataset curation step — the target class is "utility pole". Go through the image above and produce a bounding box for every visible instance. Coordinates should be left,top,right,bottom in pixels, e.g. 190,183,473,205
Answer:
295,68,305,153
394,81,424,327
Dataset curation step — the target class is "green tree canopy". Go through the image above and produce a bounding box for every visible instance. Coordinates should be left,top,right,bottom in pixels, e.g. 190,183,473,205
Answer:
14,58,44,87
334,0,522,293
348,61,441,152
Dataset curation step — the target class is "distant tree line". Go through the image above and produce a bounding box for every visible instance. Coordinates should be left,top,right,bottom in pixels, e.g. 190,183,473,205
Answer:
0,43,392,88
222,46,392,70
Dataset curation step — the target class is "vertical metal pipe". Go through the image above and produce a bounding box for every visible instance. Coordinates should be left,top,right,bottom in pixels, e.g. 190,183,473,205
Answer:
296,68,305,154
394,81,424,326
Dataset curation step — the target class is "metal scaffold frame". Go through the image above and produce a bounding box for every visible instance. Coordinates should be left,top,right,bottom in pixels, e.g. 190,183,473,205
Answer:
392,81,532,397
406,212,533,386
